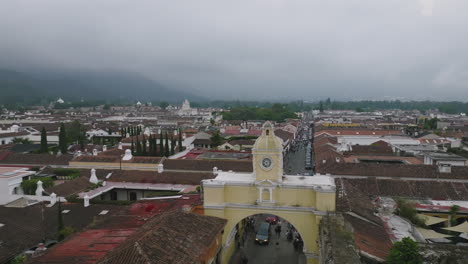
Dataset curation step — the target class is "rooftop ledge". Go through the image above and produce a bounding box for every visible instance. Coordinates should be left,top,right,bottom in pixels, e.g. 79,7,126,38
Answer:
202,172,336,192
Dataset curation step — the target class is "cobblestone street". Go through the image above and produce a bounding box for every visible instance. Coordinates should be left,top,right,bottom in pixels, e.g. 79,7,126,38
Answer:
229,215,306,264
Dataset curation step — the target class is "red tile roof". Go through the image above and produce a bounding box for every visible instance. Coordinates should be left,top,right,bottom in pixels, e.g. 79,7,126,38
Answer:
96,211,227,264
30,195,202,264
315,129,403,137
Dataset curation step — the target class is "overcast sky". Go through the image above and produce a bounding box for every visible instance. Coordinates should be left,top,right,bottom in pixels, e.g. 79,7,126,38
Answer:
1,0,467,101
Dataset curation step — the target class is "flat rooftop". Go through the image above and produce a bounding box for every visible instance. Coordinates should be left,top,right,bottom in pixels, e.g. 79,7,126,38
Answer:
0,167,34,179
204,171,335,191
426,152,467,161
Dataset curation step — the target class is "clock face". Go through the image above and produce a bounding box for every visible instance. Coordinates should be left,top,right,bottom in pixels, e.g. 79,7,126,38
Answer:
261,157,272,169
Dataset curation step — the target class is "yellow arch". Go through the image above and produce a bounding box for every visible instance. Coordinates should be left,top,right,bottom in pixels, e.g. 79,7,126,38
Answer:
206,206,320,264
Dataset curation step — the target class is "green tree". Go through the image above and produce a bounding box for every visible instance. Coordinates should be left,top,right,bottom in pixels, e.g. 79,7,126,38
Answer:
148,135,153,156
178,129,183,151
396,199,426,227
142,135,147,156
40,127,48,153
159,101,169,109
59,123,68,154
20,177,54,195
136,136,141,155
319,101,324,113
449,205,460,226
387,237,422,264
210,131,224,148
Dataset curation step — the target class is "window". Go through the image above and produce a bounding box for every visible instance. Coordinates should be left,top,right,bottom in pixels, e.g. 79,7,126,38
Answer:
129,192,137,201
266,130,269,136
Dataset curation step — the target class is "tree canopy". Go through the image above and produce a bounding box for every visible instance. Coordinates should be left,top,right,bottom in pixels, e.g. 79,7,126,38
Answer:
387,237,422,264
221,103,297,122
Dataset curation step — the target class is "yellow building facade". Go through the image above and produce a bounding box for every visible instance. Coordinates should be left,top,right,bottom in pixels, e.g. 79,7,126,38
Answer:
202,122,336,264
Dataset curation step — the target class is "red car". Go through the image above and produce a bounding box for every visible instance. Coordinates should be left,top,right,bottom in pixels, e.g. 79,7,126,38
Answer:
265,216,279,225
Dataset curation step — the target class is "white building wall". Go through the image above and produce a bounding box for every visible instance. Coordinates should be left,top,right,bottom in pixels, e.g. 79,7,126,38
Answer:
434,160,465,166
337,136,420,146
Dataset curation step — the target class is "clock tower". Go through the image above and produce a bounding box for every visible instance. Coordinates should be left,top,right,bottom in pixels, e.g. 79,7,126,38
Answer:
252,121,284,182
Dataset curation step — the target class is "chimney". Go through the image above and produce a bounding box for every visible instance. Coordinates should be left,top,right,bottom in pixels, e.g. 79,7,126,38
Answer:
118,142,123,150
174,129,178,136
438,163,452,173
35,180,44,197
157,164,164,173
92,149,98,156
50,193,57,206
122,149,132,160
36,243,47,252
89,169,98,184
335,157,340,163
102,145,107,152
182,133,186,139
84,195,90,207
213,167,218,175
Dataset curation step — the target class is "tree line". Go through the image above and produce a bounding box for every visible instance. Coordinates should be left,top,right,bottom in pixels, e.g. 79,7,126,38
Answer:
221,103,298,122
130,129,183,157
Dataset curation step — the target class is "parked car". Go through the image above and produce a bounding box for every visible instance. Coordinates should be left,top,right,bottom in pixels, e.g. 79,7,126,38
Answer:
265,216,279,225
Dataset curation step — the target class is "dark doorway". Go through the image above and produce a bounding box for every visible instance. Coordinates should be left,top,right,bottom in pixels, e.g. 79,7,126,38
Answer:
110,191,118,200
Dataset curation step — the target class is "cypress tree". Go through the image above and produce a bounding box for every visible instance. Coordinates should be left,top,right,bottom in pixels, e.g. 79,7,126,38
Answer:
59,123,67,154
159,131,164,157
40,127,48,153
164,132,169,157
131,137,135,154
136,136,141,155
142,135,147,156
178,129,183,151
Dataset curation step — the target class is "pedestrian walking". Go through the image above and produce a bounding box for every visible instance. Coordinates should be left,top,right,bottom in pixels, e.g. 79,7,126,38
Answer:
275,224,281,238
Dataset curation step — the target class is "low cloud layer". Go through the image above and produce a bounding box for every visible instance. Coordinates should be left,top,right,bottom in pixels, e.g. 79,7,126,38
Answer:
1,0,467,100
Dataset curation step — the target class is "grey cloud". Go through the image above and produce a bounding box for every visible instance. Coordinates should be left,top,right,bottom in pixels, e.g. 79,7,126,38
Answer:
1,0,468,100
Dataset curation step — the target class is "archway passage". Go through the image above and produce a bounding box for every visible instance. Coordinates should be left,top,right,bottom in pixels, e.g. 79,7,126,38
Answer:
229,213,306,264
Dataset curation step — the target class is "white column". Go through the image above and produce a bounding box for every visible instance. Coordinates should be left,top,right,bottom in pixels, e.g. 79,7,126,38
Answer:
258,187,263,202
269,188,273,202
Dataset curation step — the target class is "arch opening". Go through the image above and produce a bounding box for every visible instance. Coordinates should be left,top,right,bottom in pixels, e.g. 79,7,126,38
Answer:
226,213,306,263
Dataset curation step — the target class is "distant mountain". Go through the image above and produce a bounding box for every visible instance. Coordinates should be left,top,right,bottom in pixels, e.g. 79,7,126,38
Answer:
0,69,202,105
